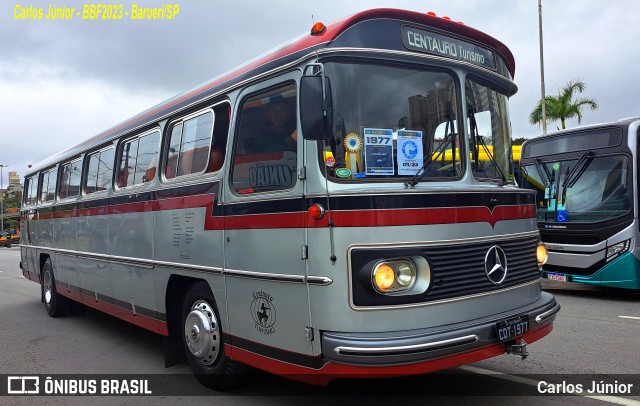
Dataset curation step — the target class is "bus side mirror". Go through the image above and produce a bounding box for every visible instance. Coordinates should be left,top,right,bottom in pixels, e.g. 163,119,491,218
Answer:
300,75,332,140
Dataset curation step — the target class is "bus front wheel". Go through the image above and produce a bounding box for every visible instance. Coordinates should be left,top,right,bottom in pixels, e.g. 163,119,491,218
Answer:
181,281,246,390
42,258,69,317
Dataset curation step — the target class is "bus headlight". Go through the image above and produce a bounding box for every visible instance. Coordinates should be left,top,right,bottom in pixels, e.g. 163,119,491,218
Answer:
372,259,417,293
536,242,548,267
606,239,631,262
373,264,395,291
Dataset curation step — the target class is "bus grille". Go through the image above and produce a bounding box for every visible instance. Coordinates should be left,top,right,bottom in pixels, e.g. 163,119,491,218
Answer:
424,235,540,301
540,232,603,245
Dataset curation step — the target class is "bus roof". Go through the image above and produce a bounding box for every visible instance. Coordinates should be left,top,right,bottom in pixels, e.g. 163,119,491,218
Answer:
27,8,515,176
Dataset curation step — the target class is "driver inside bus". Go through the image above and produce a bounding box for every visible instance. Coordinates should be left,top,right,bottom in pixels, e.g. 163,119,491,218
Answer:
256,100,297,153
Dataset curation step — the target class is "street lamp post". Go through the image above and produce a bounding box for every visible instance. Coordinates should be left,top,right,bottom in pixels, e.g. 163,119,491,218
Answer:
538,0,547,134
0,164,6,231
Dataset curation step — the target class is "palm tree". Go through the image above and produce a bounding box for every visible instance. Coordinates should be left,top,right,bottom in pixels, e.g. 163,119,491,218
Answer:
529,79,598,130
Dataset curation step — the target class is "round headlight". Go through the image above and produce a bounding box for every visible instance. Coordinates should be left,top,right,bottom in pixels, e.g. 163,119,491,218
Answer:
373,264,395,292
536,242,548,266
395,263,416,287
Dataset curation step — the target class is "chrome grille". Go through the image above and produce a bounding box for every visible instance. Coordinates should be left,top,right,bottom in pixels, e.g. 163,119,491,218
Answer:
423,235,540,301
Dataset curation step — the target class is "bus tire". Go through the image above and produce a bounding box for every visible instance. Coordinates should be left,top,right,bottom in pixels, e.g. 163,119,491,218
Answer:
181,281,246,390
42,258,69,317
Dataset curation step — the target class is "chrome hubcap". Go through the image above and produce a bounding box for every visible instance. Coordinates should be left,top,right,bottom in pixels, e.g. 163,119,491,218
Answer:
184,300,219,365
43,270,52,305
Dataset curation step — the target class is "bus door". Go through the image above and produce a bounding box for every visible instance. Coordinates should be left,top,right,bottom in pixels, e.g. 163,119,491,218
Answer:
222,77,313,357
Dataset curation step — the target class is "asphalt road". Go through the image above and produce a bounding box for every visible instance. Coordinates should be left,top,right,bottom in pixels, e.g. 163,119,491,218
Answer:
0,245,638,405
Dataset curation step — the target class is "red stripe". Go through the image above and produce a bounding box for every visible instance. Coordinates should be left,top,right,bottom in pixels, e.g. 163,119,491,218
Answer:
49,194,214,219
57,286,169,336
220,205,535,230
228,324,553,386
36,199,534,230
222,212,305,230
327,205,536,228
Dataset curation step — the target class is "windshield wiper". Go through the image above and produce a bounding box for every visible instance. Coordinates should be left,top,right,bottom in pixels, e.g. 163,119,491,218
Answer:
560,151,593,203
406,113,457,187
469,112,507,186
533,157,552,189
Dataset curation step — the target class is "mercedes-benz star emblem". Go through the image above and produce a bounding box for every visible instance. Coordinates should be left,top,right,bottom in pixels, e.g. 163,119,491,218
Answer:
485,245,508,285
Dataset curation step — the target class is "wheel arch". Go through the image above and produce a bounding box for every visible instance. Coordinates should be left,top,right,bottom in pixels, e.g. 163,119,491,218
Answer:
163,274,225,368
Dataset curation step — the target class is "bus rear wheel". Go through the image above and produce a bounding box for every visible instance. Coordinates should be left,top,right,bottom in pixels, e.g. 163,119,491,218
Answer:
42,258,69,317
181,282,246,390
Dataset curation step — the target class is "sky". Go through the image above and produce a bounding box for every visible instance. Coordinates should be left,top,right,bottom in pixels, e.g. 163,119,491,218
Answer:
1,0,639,187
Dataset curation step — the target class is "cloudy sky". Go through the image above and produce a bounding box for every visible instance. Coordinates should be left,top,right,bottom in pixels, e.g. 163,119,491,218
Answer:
1,0,639,187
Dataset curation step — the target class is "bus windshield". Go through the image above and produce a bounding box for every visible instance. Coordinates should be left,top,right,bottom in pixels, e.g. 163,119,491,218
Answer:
520,154,631,223
324,62,462,180
322,62,514,183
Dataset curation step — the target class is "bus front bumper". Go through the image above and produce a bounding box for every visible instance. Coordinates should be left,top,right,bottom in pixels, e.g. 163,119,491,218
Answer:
321,292,559,366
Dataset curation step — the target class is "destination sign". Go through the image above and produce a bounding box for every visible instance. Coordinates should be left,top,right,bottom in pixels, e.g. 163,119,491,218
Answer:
402,26,496,70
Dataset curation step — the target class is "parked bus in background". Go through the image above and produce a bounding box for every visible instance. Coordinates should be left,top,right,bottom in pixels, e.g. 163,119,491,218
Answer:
20,9,558,389
519,117,640,291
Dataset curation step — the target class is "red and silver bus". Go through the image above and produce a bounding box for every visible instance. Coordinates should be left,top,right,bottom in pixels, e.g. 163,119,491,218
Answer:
20,8,558,389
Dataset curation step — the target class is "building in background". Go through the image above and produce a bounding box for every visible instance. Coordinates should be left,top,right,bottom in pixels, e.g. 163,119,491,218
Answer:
6,171,23,198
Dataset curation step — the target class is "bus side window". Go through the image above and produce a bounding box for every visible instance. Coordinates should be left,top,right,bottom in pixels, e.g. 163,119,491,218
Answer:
84,147,114,195
231,83,297,194
206,103,231,173
58,159,81,200
165,111,213,179
40,168,58,203
117,131,160,188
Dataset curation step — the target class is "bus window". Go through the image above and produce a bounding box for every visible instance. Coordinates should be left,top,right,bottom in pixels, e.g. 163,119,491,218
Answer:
39,167,58,203
24,176,38,206
466,78,513,183
84,147,114,195
206,102,231,173
165,111,214,179
58,159,82,200
231,83,297,193
117,130,160,188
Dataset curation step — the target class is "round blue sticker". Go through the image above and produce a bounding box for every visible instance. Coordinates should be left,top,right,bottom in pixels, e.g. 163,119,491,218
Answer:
402,140,418,159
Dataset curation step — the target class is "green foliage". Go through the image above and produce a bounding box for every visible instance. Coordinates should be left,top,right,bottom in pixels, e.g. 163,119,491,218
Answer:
529,79,598,130
512,137,528,145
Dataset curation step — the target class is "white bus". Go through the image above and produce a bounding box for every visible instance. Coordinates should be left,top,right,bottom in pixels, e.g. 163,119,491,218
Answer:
20,8,558,389
520,118,640,291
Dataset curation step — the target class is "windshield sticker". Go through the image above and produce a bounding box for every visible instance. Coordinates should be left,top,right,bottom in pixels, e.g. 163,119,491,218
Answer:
323,149,336,167
397,130,423,175
556,203,567,222
336,168,352,178
364,128,394,175
344,133,363,174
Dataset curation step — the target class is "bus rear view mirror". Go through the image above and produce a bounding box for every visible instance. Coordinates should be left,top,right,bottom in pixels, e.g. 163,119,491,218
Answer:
300,75,332,140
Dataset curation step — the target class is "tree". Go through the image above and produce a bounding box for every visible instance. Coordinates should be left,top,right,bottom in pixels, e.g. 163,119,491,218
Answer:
529,79,598,130
512,137,528,145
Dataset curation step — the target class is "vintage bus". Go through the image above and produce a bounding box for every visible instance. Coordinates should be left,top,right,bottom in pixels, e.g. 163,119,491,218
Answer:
520,118,640,291
20,9,558,389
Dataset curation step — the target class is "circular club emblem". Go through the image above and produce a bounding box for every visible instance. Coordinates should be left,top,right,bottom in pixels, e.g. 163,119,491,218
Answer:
402,140,418,159
251,293,276,330
484,245,508,285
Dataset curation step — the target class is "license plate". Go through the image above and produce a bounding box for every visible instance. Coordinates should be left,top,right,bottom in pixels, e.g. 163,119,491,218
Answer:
547,272,567,282
495,316,529,342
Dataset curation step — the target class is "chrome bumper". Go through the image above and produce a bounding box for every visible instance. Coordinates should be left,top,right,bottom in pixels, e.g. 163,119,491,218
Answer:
321,292,559,366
